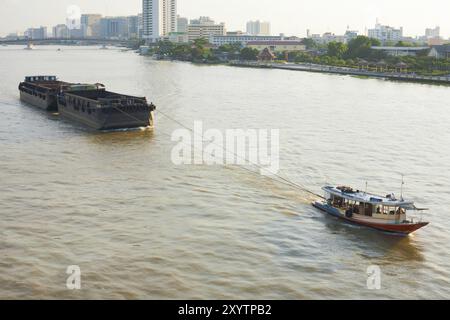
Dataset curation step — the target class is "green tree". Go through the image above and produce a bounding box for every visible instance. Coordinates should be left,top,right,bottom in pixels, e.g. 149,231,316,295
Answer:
289,50,312,62
156,40,175,56
346,36,381,59
395,41,413,47
301,38,317,49
218,42,242,53
191,38,211,61
193,38,208,49
327,42,348,58
240,47,259,61
171,44,192,60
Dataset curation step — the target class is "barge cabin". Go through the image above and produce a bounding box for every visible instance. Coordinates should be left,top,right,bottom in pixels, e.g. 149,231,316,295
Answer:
19,76,70,111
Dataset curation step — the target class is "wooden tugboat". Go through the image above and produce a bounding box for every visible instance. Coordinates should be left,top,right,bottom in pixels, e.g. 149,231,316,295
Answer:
18,76,70,111
57,84,156,130
313,185,429,235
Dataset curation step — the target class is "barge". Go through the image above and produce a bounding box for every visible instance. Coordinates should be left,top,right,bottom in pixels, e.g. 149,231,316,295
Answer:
18,76,156,130
57,83,156,130
313,185,429,235
19,76,70,111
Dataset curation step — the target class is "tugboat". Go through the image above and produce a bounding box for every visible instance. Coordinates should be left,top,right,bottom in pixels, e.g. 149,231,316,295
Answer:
57,83,156,130
313,185,429,235
19,76,70,111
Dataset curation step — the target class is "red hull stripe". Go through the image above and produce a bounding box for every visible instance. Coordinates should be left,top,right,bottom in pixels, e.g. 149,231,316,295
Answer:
313,203,429,235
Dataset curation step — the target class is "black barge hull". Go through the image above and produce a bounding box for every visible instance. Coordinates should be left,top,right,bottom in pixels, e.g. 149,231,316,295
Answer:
58,89,155,130
58,105,154,130
19,90,58,111
18,76,69,112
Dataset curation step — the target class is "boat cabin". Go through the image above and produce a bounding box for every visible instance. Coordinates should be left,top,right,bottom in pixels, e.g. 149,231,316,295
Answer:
323,186,414,223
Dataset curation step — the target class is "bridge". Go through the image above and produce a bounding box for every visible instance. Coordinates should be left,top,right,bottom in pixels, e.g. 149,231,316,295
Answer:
0,37,143,46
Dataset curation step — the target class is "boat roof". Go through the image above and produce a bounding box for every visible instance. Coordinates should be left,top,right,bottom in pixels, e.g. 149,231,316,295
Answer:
323,185,415,207
25,76,57,82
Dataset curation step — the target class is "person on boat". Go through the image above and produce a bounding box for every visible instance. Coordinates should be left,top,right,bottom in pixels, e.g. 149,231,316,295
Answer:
345,208,353,218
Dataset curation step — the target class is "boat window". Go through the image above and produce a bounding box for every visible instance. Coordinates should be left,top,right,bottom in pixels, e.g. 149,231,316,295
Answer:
332,196,344,207
383,206,396,215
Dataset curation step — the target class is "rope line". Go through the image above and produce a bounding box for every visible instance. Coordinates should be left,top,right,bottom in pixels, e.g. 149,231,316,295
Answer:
1,98,324,200
155,107,324,199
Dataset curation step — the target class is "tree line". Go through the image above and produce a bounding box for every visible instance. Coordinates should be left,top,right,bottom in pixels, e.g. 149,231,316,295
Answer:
149,36,450,75
153,38,260,63
290,36,450,76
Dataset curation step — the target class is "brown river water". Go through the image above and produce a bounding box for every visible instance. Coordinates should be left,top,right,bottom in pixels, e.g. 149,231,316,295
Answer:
0,45,449,299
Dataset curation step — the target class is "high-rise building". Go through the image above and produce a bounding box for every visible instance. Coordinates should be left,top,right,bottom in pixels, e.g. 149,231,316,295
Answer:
425,26,440,39
138,13,144,38
187,17,226,42
368,22,403,43
246,20,271,36
100,17,129,39
177,15,188,33
25,27,47,39
81,14,102,37
127,15,139,39
52,24,69,38
142,0,177,42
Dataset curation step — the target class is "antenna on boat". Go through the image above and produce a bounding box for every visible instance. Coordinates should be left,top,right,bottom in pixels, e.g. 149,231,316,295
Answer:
364,181,368,194
400,174,405,201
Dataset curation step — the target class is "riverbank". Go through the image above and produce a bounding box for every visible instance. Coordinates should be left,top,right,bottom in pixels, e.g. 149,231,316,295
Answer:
229,61,450,85
150,54,450,85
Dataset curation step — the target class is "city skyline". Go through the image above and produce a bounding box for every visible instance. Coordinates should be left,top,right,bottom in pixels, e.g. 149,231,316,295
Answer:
1,0,450,38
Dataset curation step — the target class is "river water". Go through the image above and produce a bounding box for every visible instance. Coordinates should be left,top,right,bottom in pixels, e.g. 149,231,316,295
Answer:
1,45,449,299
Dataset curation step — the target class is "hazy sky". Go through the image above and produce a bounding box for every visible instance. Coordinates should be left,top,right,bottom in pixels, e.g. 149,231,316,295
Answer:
1,0,449,38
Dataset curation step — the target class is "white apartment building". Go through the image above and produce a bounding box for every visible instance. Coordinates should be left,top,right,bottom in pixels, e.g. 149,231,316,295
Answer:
142,0,177,42
187,17,226,42
246,20,271,36
425,26,440,39
368,23,403,43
